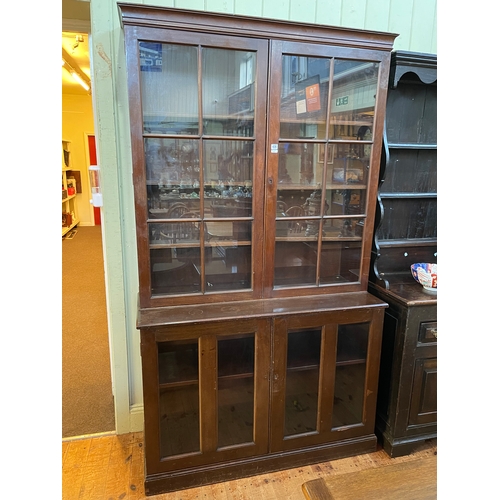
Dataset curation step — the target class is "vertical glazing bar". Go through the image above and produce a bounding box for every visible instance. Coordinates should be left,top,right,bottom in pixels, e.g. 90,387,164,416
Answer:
197,45,206,293
317,324,337,433
199,335,217,452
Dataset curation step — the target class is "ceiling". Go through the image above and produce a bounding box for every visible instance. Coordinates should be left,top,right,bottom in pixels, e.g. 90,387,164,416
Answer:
62,0,92,96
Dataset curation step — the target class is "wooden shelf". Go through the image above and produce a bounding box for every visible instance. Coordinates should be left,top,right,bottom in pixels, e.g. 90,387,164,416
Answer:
62,219,80,236
62,193,77,203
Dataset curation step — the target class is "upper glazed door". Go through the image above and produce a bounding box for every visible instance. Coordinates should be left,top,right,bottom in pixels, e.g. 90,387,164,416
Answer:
264,40,388,298
124,28,268,307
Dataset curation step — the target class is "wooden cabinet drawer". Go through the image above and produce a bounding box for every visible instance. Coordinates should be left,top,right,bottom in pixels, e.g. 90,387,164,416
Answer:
418,321,437,344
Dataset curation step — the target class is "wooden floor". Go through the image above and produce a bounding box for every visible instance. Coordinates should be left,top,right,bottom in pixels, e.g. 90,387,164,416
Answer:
62,432,437,499
302,455,437,500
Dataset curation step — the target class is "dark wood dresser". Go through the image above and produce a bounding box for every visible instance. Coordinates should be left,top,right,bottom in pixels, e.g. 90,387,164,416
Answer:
369,51,437,457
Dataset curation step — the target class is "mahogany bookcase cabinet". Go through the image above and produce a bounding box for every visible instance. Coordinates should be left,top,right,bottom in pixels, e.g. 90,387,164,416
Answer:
369,51,437,457
118,4,396,494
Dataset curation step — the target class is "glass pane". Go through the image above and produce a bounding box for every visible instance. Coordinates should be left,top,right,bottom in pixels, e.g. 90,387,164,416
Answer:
331,144,369,185
332,323,369,428
158,341,199,457
330,60,379,140
328,189,366,216
203,140,254,202
204,244,252,292
150,222,201,295
274,241,318,287
280,55,330,139
218,335,255,447
278,142,322,188
202,48,255,137
319,240,362,285
140,43,199,134
145,138,201,216
276,190,309,216
205,221,252,243
284,329,321,437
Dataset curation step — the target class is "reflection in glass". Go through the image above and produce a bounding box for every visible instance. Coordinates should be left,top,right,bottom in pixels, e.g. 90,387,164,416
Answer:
332,323,369,428
278,143,321,187
204,244,251,292
331,144,369,185
274,241,318,287
319,240,362,285
149,220,201,245
330,60,379,140
140,43,199,134
202,48,256,136
203,140,254,188
218,335,255,447
158,341,200,457
145,138,201,215
280,55,330,139
149,221,202,295
205,221,252,242
284,329,321,436
327,189,365,216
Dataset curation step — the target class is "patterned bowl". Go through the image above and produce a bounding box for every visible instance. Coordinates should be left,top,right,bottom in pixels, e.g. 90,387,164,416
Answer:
410,263,437,291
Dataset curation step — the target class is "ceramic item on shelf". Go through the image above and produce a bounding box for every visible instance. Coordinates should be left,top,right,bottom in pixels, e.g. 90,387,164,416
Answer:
410,263,437,291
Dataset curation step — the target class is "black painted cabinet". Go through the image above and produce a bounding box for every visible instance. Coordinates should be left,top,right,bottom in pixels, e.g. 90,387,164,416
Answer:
369,51,437,457
368,284,436,457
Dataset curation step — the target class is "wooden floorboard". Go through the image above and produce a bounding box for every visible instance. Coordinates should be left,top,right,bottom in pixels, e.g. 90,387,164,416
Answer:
62,433,437,499
302,455,437,500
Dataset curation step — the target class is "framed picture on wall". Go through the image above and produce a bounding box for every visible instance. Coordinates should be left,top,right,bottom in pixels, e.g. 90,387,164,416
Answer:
206,142,221,173
319,144,333,164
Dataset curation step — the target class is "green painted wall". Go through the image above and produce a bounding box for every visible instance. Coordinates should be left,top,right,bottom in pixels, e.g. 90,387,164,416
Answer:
90,0,437,433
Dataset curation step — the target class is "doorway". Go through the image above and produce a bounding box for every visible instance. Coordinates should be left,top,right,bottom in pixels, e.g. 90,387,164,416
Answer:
87,134,101,225
62,30,115,438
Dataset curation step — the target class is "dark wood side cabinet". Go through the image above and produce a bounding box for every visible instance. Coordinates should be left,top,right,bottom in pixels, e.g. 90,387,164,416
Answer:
118,3,396,494
369,51,437,457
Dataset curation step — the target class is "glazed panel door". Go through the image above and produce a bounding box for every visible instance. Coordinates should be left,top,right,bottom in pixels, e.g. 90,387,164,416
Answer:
270,308,384,452
124,26,268,308
141,318,271,475
265,40,389,297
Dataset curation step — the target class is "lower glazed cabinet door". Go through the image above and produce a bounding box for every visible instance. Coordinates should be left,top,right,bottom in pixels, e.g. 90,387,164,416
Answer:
140,318,271,475
270,308,384,452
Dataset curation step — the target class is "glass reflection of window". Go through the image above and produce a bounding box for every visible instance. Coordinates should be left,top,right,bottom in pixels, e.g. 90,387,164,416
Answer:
202,49,256,136
140,43,199,135
330,60,379,140
240,55,255,87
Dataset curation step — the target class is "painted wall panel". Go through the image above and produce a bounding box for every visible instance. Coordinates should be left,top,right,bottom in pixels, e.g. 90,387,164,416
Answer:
409,0,437,54
365,0,391,34
176,0,205,10
290,0,317,23
206,0,235,14
340,0,367,30
263,0,289,20
315,0,342,26
387,0,414,52
235,0,262,17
